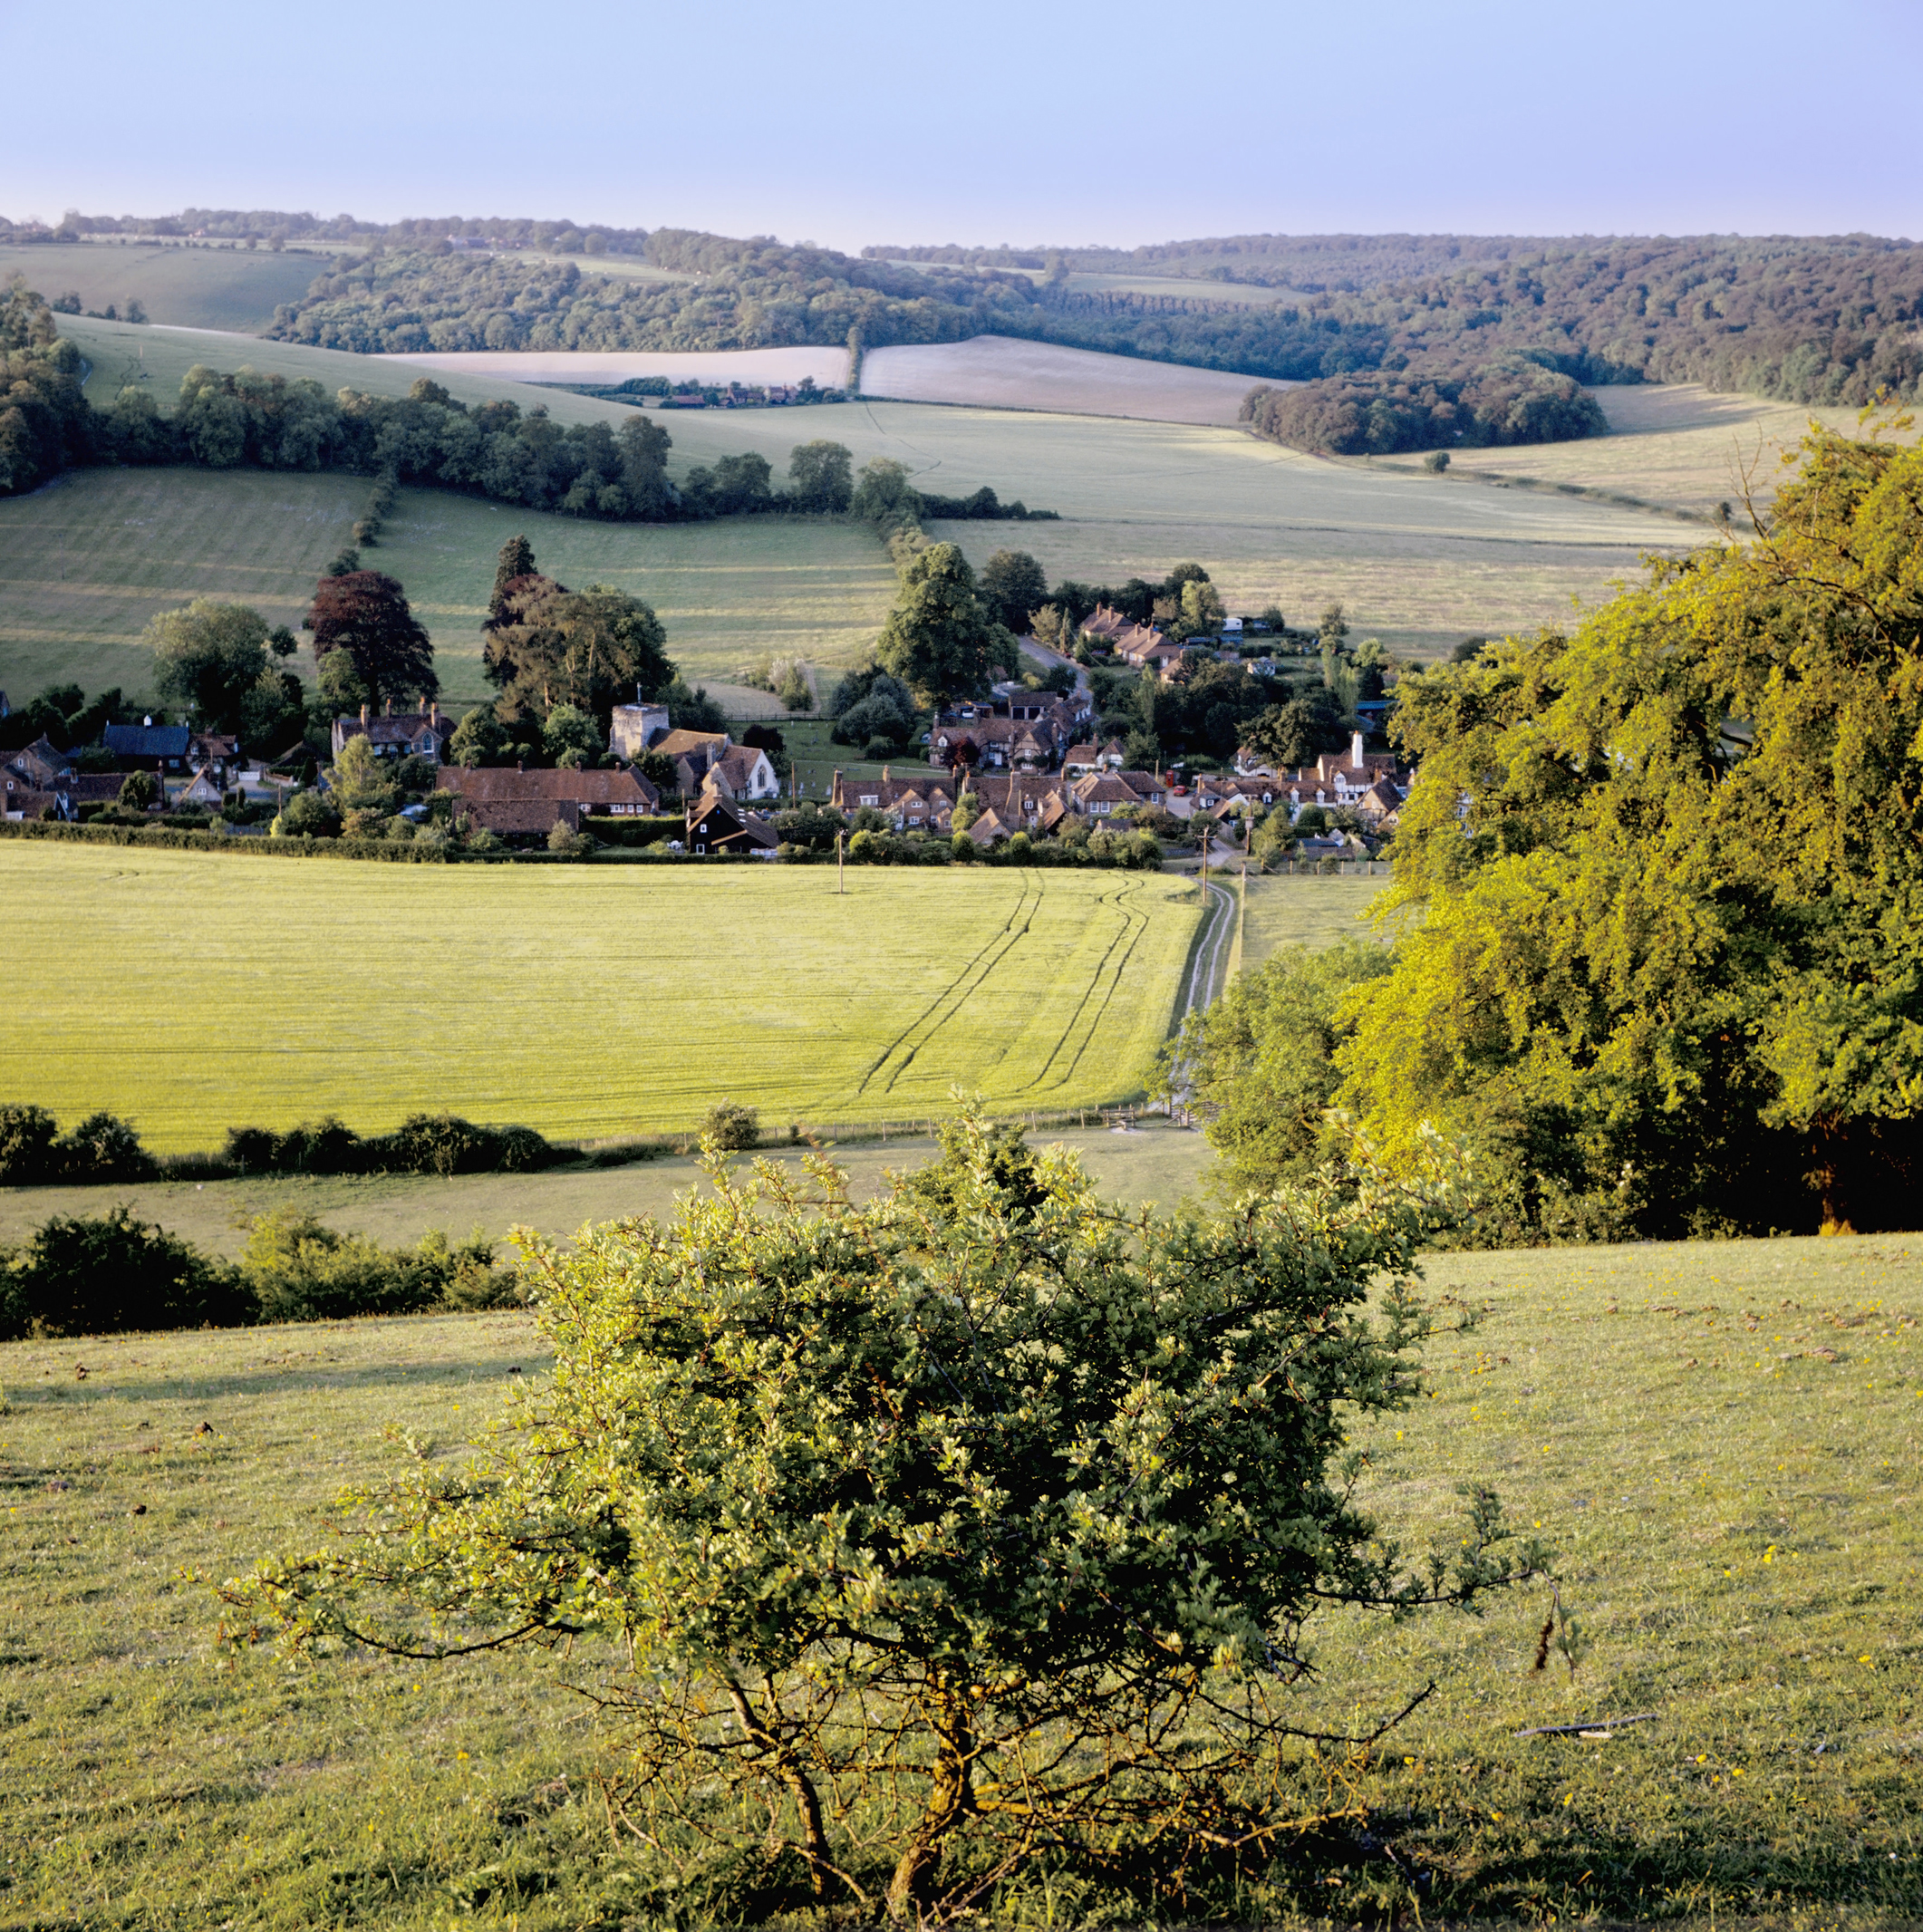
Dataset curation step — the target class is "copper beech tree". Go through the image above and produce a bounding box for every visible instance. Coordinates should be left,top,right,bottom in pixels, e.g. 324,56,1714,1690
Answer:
221,1116,1548,1920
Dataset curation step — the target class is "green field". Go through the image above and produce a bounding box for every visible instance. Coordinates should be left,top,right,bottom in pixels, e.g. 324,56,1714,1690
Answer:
43,315,1715,683
1235,872,1391,971
0,1118,1215,1256
0,467,898,703
0,1225,1915,1927
0,243,324,333
0,845,1203,1150
1363,383,1916,523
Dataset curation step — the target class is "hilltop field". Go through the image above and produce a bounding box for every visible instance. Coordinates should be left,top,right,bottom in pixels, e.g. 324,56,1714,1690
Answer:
0,845,1204,1149
1,1226,1915,1929
4,317,1735,704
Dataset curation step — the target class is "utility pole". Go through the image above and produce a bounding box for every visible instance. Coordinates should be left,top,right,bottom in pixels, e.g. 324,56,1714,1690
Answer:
836,827,846,894
1200,824,1210,883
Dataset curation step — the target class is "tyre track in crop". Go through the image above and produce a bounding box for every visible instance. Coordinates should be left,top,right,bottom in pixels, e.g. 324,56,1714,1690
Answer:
1023,880,1152,1098
854,874,1045,1099
1182,880,1237,1023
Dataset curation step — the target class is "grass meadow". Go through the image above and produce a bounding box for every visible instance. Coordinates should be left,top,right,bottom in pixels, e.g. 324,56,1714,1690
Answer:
0,1119,1217,1257
0,467,897,703
1234,872,1390,972
0,1226,1915,1928
1361,384,1918,524
0,845,1203,1151
0,245,323,334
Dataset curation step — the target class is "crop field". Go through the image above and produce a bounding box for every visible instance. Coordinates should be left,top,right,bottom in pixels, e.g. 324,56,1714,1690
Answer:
662,400,1698,664
859,334,1272,425
0,242,322,333
1234,872,1391,971
389,345,852,389
1364,383,1913,521
0,469,897,702
0,845,1203,1150
0,1229,1915,1927
0,1119,1215,1257
58,316,637,430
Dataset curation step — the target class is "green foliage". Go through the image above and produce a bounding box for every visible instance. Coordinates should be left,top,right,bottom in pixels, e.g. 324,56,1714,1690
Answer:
978,548,1048,632
0,1204,248,1339
140,598,273,735
273,787,340,838
222,1115,1545,1913
875,543,1020,708
787,439,854,513
306,570,436,710
1244,359,1608,456
240,1208,505,1323
1158,941,1397,1191
699,1098,759,1149
482,576,672,729
1339,425,1923,1238
221,1112,554,1178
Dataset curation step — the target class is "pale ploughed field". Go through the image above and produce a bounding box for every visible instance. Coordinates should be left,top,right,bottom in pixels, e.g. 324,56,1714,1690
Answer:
384,344,853,391
859,334,1274,426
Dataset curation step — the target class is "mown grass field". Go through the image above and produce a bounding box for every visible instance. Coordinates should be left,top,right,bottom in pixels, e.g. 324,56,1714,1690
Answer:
0,845,1203,1151
0,467,898,702
50,318,1711,675
1362,383,1915,523
0,1120,1215,1257
1235,872,1391,971
0,243,323,333
0,1227,1915,1929
662,399,1700,664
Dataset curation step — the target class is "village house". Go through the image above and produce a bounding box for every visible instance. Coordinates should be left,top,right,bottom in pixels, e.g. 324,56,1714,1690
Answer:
830,768,960,831
652,728,732,795
55,773,137,818
102,720,191,773
331,703,455,762
686,790,777,855
175,767,227,809
1354,778,1406,832
435,763,662,835
187,731,240,785
2,774,54,820
9,736,71,788
1061,739,1126,778
701,743,780,805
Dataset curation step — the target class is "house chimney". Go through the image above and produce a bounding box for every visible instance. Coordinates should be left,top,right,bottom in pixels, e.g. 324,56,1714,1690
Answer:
360,704,369,728
517,759,525,773
1351,729,1364,769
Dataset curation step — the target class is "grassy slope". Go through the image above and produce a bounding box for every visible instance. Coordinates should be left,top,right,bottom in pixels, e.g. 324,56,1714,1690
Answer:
0,1228,1915,1928
0,845,1203,1149
662,400,1698,664
1363,383,1915,522
0,468,897,703
1237,873,1390,970
0,244,323,333
0,1120,1215,1256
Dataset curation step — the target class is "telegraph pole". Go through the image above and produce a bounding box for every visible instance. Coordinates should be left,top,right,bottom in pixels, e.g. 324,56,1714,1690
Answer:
836,827,846,894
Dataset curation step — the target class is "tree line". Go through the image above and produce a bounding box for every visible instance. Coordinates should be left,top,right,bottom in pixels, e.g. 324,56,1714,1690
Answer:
1167,423,1923,1240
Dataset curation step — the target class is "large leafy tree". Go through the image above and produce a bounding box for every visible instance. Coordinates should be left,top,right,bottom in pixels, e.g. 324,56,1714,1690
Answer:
875,543,1019,708
787,438,854,513
221,1116,1543,1918
306,571,436,710
1342,425,1923,1234
142,598,272,735
482,574,673,727
978,547,1048,633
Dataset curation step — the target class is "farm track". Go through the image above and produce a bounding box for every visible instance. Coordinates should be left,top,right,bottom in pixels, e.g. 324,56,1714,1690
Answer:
1028,880,1154,1097
856,874,1045,1099
1182,881,1237,1022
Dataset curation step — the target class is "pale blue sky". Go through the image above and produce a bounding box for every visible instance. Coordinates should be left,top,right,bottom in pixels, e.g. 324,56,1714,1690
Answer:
8,0,1916,249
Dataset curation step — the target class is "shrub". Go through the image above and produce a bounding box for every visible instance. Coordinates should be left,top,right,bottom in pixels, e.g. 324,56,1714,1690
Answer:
118,770,158,810
56,1111,155,1182
0,1206,250,1339
701,1099,759,1150
0,1104,60,1183
241,1208,498,1322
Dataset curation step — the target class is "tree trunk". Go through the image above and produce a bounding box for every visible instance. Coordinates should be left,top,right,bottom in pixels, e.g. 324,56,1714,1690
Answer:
721,1674,834,1899
886,1691,974,1922
1810,1117,1860,1235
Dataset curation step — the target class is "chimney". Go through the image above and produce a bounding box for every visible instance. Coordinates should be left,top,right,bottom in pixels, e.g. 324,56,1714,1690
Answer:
1351,729,1364,769
430,700,439,725
384,698,393,717
517,759,525,773
360,704,369,728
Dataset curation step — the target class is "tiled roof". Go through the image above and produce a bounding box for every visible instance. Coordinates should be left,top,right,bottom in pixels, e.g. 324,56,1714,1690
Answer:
437,766,658,807
103,723,190,758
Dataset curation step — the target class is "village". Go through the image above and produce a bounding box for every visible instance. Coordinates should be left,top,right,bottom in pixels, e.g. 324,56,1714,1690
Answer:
0,598,1413,867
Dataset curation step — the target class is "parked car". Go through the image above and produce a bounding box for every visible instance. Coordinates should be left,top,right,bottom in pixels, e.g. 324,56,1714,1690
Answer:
1169,784,1189,797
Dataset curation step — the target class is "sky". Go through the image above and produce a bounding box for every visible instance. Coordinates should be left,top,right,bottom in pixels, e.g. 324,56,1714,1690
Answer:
6,0,1917,250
